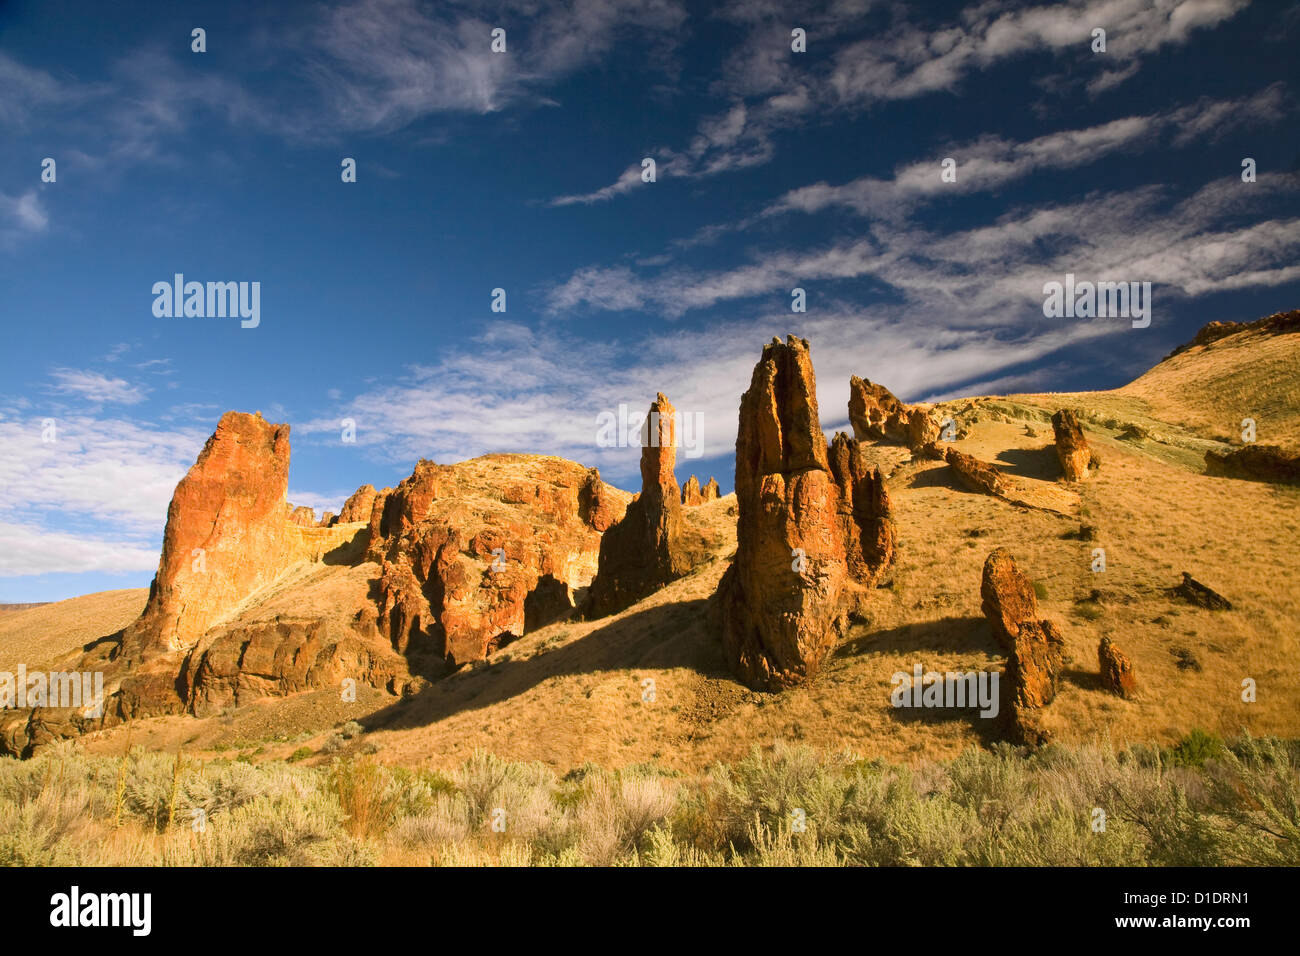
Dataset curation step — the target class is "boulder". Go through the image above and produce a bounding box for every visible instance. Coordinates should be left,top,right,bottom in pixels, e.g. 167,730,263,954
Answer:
1098,636,1137,698
1051,409,1091,481
718,337,894,690
1169,572,1232,610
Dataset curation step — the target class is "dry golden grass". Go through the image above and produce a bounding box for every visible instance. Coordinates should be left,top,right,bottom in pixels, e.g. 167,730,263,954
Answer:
1118,327,1300,446
0,589,147,673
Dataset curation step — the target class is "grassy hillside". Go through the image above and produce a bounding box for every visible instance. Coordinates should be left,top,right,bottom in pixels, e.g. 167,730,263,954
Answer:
7,323,1300,776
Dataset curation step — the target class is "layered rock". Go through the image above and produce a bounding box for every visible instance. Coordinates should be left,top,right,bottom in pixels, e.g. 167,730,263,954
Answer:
718,337,895,690
1098,636,1137,698
338,484,377,523
585,394,698,619
1051,409,1091,481
848,375,940,449
981,548,1065,743
317,511,337,527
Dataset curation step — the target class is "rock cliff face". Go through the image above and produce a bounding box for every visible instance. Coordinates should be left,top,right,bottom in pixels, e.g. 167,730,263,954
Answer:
338,485,377,523
289,505,316,527
125,411,294,657
368,455,626,666
585,394,701,618
718,337,895,690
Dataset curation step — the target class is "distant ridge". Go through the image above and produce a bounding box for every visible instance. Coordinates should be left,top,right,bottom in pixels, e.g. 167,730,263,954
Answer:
1165,308,1300,359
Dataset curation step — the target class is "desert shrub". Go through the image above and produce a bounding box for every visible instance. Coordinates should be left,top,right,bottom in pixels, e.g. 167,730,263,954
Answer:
329,758,399,839
287,747,313,763
4,733,1298,866
1167,729,1224,768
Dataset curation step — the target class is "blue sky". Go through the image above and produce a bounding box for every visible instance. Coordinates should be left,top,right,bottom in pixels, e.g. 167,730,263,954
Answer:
1,0,1298,601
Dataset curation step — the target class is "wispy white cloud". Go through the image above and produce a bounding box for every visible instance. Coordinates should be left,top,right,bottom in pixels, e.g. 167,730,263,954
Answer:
47,369,148,406
0,522,161,576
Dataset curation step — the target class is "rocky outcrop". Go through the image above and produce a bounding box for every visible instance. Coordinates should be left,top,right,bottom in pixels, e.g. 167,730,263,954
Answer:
585,394,700,618
1204,444,1300,484
338,484,377,523
828,433,896,582
578,468,627,531
318,511,337,527
1051,410,1091,481
1170,572,1232,610
718,337,895,691
682,475,722,506
369,455,626,666
128,412,295,656
848,375,939,449
182,617,414,717
1098,636,1137,698
289,505,316,527
945,447,1013,497
981,548,1065,743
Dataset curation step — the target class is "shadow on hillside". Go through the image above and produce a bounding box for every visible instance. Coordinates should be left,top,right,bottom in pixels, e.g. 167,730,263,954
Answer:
361,597,726,733
1061,667,1104,692
994,445,1060,482
836,615,1008,745
836,615,998,657
888,686,1007,746
905,461,957,490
